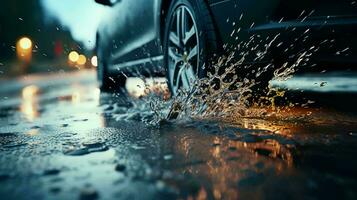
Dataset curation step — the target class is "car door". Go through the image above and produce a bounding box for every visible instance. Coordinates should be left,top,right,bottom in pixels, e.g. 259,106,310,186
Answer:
272,0,357,21
105,0,161,70
271,0,357,63
207,0,281,57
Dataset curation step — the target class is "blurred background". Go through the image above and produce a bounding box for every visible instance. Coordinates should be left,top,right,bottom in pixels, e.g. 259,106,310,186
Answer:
0,0,107,77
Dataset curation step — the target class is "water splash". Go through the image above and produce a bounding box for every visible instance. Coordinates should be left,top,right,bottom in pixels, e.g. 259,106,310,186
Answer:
164,33,317,123
113,28,336,127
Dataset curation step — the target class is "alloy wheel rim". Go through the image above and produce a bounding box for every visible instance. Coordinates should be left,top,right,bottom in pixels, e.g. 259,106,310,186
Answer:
167,5,199,96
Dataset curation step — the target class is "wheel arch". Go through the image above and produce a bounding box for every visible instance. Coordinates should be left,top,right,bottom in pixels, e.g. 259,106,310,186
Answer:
159,0,173,43
159,0,221,46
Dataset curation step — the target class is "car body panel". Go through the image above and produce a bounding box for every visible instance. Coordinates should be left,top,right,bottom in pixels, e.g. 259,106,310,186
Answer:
97,0,162,73
96,0,357,75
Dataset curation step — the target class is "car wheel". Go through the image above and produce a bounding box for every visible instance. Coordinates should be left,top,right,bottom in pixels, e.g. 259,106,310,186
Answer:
164,0,217,96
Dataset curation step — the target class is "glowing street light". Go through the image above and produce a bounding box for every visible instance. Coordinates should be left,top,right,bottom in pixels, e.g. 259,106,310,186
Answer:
91,56,98,67
68,51,79,63
77,54,87,65
19,37,32,50
16,37,33,63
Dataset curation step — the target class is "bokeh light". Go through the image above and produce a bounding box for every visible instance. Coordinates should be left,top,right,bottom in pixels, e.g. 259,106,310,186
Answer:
68,51,79,62
16,37,33,63
18,37,32,50
91,56,98,67
77,54,87,65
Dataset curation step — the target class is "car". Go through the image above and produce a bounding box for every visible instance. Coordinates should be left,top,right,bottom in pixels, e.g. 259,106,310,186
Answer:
94,0,357,95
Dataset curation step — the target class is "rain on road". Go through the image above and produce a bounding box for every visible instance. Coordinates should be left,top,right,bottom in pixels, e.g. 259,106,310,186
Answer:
0,70,357,200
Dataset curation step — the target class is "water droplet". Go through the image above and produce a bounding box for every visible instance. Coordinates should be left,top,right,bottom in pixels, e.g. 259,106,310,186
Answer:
115,164,126,172
164,154,173,160
43,169,61,176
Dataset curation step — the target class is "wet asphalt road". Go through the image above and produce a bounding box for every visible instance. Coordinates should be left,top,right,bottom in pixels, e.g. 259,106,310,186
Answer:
0,70,357,200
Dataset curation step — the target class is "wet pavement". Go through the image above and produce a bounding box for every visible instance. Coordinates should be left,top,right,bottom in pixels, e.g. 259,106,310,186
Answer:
0,70,357,200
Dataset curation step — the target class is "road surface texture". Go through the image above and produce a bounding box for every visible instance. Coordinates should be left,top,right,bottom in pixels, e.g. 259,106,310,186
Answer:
0,70,357,200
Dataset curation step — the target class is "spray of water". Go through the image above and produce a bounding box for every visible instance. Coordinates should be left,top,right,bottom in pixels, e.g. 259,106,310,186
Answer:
163,34,318,124
112,19,338,126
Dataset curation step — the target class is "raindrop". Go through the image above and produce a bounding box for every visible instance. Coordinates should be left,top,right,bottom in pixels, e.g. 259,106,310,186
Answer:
320,81,327,87
298,10,306,18
109,77,116,83
114,163,126,172
164,154,173,160
230,30,236,37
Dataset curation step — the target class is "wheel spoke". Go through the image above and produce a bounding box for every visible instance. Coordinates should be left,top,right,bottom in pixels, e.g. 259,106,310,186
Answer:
183,26,196,45
168,47,181,63
187,45,198,61
175,66,185,90
169,32,180,47
169,66,176,90
180,7,186,43
168,47,182,91
180,67,190,90
185,64,196,85
176,9,181,41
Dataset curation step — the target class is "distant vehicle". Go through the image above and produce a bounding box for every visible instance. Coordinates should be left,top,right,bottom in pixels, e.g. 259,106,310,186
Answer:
95,0,357,95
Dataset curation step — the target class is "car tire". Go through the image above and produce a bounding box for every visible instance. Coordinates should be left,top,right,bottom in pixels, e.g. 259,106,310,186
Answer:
163,0,217,96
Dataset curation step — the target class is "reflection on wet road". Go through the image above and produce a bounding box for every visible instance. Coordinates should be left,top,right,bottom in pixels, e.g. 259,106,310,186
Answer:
0,70,357,199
